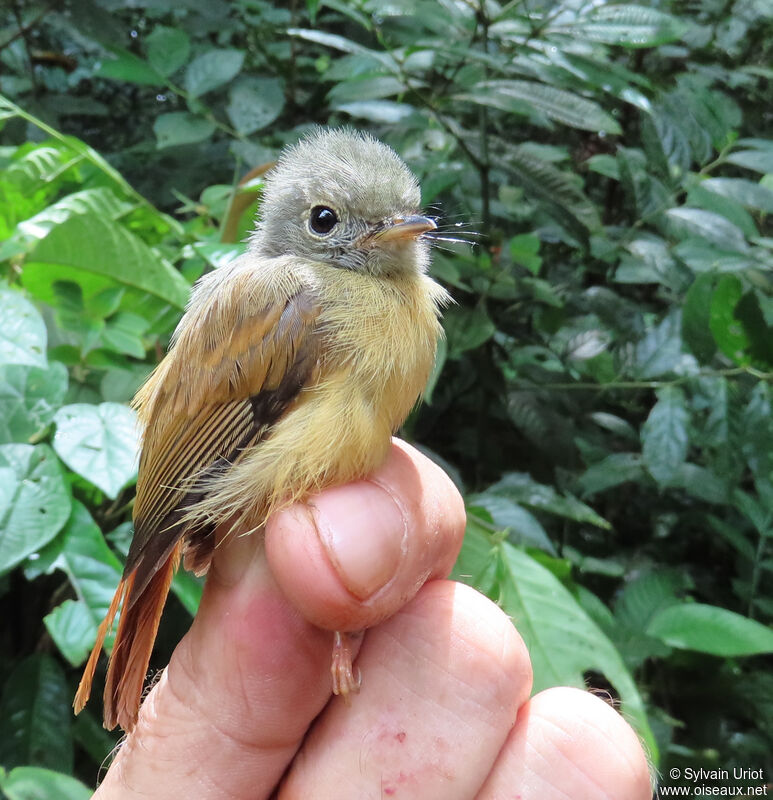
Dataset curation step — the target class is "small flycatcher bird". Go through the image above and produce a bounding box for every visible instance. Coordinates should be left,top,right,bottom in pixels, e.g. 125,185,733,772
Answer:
74,128,449,731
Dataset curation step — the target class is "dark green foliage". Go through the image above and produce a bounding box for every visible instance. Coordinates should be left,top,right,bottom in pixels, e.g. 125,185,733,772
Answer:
1,0,773,790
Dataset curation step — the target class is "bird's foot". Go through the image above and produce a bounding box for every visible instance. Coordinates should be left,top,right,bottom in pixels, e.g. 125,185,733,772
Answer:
331,630,362,704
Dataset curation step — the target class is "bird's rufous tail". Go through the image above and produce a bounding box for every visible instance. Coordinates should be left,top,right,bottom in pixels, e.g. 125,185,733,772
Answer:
73,543,181,731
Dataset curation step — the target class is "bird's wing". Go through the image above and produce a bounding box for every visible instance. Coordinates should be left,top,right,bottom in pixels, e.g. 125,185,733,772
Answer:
125,269,321,607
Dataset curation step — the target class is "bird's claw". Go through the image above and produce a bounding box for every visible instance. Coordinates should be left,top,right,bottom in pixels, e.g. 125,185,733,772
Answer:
331,631,362,704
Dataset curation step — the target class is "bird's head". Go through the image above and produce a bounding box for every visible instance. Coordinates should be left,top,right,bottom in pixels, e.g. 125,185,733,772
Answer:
250,128,435,277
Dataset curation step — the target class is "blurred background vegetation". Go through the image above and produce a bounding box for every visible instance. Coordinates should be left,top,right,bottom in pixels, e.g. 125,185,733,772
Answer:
1,0,773,795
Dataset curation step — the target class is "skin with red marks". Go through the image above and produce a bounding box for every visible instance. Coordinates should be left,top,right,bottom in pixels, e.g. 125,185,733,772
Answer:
92,442,651,800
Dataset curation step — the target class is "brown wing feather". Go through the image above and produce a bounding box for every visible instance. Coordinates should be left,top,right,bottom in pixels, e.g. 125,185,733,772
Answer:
126,284,320,594
74,273,321,730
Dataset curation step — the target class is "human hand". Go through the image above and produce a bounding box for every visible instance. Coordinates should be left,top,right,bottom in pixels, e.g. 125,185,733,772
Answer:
94,440,651,799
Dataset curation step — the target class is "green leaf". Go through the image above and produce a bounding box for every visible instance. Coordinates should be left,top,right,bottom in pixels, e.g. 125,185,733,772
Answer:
328,75,406,103
553,5,685,48
335,100,415,123
11,188,135,253
0,767,90,800
666,207,749,253
509,233,542,275
451,524,655,758
0,654,73,772
226,78,285,135
44,601,96,666
53,403,139,499
682,273,717,363
287,28,394,67
487,472,611,529
0,285,47,368
500,142,601,232
154,112,216,148
184,49,245,97
468,496,556,554
579,453,646,496
96,48,163,85
701,178,773,214
39,501,122,664
628,311,684,379
146,25,190,77
443,306,496,356
458,81,621,134
641,386,689,486
647,603,773,656
726,149,773,174
710,275,748,363
0,444,70,574
23,214,190,309
0,362,68,444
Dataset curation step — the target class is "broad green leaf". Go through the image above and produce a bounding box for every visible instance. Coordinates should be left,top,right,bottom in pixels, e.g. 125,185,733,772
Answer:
13,188,134,251
288,28,394,67
44,601,96,666
154,112,216,148
500,142,601,232
673,239,758,274
184,49,245,97
39,501,122,664
629,312,684,379
552,5,685,48
458,81,621,134
647,603,773,656
509,233,542,275
641,386,689,486
0,285,47,368
0,444,70,574
709,275,748,363
0,654,72,772
191,242,247,270
701,177,773,214
0,767,91,800
682,273,717,363
686,184,758,239
227,78,285,135
24,214,190,309
486,472,611,529
328,75,406,103
0,361,68,444
468,495,556,554
146,25,190,77
666,207,749,253
451,524,655,758
726,149,773,174
579,453,646,496
53,403,139,498
97,48,163,86
335,100,415,123
444,306,496,356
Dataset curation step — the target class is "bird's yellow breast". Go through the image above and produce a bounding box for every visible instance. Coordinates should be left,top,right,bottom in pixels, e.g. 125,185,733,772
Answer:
189,263,448,531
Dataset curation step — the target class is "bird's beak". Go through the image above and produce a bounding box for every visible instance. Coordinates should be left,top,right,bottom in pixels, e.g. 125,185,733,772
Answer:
375,215,437,243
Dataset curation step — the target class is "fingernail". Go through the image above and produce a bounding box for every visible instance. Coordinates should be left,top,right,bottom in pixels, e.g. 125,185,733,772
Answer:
310,481,406,600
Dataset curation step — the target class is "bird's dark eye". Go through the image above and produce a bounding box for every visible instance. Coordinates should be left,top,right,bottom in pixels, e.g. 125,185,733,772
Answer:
309,206,338,235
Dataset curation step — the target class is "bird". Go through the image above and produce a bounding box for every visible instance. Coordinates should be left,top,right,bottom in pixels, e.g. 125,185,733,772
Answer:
73,128,450,732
